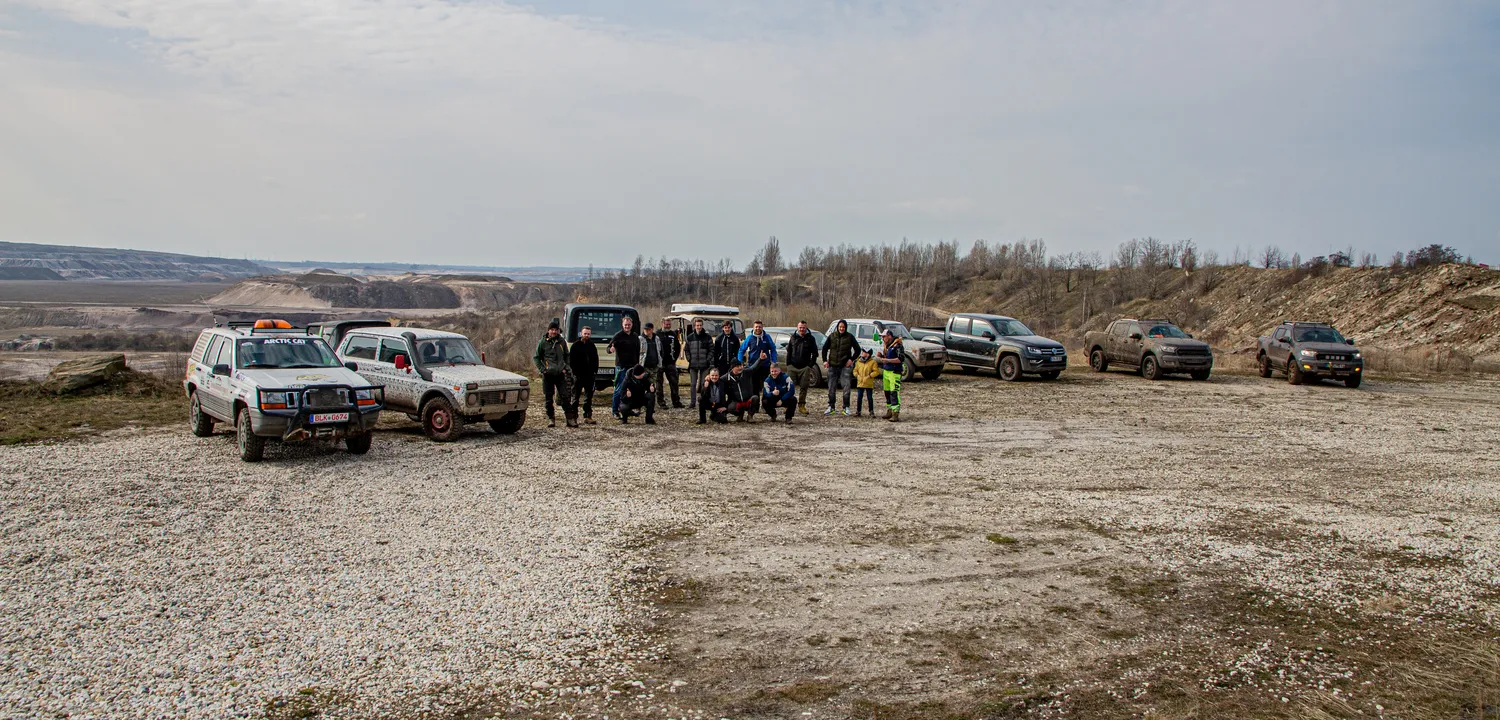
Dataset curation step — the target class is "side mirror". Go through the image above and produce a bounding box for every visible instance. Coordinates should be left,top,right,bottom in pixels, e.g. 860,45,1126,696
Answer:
212,364,232,377
344,361,359,372
1129,333,1143,340
1346,339,1355,345
393,354,409,370
1187,333,1194,339
981,331,996,340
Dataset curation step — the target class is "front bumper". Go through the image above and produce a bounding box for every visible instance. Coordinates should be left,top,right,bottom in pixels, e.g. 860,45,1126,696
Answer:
1158,354,1214,371
458,386,530,421
1022,353,1068,372
1295,360,1363,377
250,384,383,441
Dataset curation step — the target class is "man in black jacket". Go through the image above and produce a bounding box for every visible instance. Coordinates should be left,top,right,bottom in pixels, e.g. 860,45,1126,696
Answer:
711,319,740,378
822,319,860,415
696,367,730,424
657,318,683,409
608,316,640,418
725,360,759,421
619,364,656,424
683,318,714,409
784,320,819,414
569,325,599,424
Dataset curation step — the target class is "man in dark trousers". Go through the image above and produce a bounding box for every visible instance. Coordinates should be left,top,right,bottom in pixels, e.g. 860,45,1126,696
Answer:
761,363,797,423
641,322,663,409
608,316,640,418
618,364,656,424
683,318,714,409
822,319,860,416
532,320,577,428
569,325,599,424
657,318,683,409
784,320,819,414
711,319,740,378
725,360,759,421
737,319,777,400
696,367,730,424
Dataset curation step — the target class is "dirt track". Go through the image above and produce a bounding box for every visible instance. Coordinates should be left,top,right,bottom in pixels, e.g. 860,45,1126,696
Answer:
3,368,1499,718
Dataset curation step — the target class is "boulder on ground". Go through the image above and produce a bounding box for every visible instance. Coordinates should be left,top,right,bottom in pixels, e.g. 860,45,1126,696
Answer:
43,354,127,395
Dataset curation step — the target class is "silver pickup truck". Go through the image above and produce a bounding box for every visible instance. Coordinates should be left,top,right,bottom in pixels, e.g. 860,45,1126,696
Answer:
335,327,530,441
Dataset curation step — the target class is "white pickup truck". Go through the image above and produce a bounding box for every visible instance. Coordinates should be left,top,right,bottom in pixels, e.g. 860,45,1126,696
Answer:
824,318,947,381
334,326,530,441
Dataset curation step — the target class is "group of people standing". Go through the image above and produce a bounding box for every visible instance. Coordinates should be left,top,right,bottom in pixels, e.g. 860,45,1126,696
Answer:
533,315,908,428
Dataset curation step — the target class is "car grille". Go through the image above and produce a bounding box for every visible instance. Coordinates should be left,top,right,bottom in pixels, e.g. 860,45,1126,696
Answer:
1033,347,1065,356
476,390,506,405
1318,353,1352,361
304,388,347,409
1175,346,1211,356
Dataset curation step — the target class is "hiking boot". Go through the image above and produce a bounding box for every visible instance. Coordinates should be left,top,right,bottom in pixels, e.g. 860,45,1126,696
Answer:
620,416,629,424
888,411,900,422
799,405,808,414
547,419,556,428
785,413,793,424
696,419,706,425
645,417,656,425
673,402,685,409
882,408,892,419
566,419,579,428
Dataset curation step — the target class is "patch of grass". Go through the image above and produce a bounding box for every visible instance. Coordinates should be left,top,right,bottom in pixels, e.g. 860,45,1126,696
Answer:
0,371,180,445
985,533,1018,545
776,680,846,704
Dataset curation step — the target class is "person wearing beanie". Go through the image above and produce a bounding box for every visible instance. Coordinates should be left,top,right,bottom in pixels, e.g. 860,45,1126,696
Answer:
532,320,577,428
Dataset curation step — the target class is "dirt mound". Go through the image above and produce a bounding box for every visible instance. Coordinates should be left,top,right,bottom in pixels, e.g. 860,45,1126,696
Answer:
207,280,331,309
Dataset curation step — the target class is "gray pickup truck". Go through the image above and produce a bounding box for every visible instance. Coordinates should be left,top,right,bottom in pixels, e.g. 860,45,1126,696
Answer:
1256,321,1363,387
1083,318,1213,381
911,314,1067,381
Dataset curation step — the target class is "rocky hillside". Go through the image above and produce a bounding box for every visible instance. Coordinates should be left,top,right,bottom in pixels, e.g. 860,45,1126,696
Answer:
207,269,574,310
0,242,275,281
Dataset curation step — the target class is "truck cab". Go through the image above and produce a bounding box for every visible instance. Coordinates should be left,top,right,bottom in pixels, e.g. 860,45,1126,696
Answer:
564,303,641,389
1257,321,1363,387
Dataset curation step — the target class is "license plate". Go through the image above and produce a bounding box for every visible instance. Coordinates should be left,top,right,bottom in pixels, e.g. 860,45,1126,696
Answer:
311,412,349,424
1332,363,1348,370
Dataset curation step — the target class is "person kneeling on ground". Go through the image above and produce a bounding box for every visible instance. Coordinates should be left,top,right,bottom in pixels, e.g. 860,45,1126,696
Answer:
619,364,656,424
853,347,881,417
697,368,730,424
725,360,760,422
762,364,797,424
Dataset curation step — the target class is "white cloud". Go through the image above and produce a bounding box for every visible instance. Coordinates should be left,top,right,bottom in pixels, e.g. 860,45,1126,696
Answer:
1,0,1497,265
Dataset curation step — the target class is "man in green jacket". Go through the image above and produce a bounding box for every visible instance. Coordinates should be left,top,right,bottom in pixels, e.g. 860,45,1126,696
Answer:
821,319,860,415
533,320,577,428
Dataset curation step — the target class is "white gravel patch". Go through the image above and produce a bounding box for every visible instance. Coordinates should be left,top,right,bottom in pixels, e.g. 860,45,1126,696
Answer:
0,429,697,719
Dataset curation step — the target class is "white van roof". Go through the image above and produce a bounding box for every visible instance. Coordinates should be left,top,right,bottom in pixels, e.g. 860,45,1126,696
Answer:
669,303,740,315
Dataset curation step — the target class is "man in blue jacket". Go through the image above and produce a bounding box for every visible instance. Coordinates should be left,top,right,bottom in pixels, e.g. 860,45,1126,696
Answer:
738,319,778,400
761,364,797,424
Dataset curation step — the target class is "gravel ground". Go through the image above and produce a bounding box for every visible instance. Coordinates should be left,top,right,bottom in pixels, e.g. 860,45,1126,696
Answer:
2,368,1498,718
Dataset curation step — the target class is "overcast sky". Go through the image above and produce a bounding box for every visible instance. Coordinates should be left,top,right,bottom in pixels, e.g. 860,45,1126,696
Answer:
2,0,1497,267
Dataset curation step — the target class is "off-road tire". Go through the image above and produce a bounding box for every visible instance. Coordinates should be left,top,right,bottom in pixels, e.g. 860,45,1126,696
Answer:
236,407,265,463
1287,356,1304,385
901,355,916,382
919,367,942,381
1190,369,1212,381
998,355,1022,382
1142,355,1164,381
1089,349,1109,373
1345,375,1362,389
422,397,463,442
345,432,373,455
405,413,421,423
1258,354,1273,378
188,392,215,437
489,410,526,435
1039,371,1061,381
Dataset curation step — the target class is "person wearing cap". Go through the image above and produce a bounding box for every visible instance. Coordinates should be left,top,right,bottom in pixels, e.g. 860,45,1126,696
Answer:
711,319,740,378
725,360,760,421
608,315,640,418
761,363,797,423
875,328,904,421
532,320,577,428
853,347,881,417
656,318,684,409
821,319,859,416
618,364,656,424
683,318,714,410
696,367,730,424
569,325,599,424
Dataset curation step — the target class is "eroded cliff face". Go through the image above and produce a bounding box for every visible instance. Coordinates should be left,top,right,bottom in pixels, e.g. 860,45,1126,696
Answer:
0,242,275,281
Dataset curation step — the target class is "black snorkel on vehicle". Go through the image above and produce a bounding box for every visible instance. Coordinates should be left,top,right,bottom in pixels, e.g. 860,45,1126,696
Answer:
401,331,434,381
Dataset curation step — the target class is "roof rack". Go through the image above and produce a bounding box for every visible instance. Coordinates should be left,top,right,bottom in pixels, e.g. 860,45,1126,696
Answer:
1138,318,1175,324
225,319,308,334
1279,320,1332,326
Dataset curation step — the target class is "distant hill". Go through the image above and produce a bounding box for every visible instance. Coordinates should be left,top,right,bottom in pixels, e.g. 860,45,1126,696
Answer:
262,260,600,283
0,242,276,281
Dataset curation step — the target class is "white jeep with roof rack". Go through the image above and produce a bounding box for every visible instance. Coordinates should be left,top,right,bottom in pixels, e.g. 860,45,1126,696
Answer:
335,326,530,441
184,319,386,462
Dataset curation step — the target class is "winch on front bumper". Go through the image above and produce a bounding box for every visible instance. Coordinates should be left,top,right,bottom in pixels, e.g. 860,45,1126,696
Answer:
249,384,385,441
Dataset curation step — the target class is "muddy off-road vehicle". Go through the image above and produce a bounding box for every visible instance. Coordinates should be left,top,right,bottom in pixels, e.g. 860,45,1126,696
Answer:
336,326,529,441
185,320,385,462
1084,318,1213,381
1257,321,1364,388
911,313,1067,381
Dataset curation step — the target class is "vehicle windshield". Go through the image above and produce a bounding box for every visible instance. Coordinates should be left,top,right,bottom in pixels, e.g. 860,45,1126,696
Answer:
1144,324,1190,339
876,322,913,339
993,319,1033,336
1293,326,1347,344
415,338,483,365
235,337,341,369
570,309,639,342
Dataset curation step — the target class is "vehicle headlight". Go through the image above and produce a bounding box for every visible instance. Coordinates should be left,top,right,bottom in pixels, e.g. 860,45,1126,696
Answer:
1353,352,1362,360
466,393,479,406
1023,346,1041,355
1160,346,1178,354
1299,348,1318,357
355,388,382,407
258,390,290,409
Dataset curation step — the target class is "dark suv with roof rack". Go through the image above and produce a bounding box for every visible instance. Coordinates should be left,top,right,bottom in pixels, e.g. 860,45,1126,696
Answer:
1256,321,1363,388
1084,318,1213,381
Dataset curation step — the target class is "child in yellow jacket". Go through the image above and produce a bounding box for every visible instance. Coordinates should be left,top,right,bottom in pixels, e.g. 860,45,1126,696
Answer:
852,348,881,417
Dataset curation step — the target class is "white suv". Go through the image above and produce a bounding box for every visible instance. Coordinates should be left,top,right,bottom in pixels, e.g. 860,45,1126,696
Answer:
184,321,385,462
336,327,530,441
